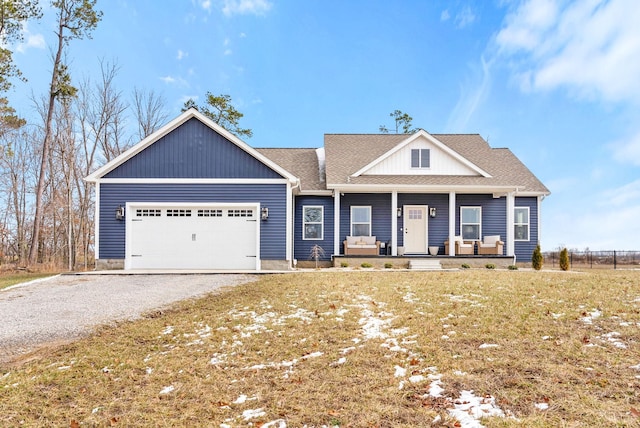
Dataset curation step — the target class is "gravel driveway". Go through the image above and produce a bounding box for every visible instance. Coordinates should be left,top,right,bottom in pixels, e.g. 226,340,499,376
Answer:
0,274,253,364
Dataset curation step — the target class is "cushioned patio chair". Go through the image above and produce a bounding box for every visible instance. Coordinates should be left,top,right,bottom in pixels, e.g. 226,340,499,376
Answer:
477,235,504,255
444,236,474,255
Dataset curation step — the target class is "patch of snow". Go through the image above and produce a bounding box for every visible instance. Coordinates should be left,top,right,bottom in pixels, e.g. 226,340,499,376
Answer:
242,408,266,420
629,363,640,370
331,357,347,366
478,343,499,349
262,419,287,428
535,402,549,410
581,309,602,324
542,336,552,340
302,351,323,359
409,374,425,383
160,326,174,335
448,390,506,427
429,379,444,397
159,385,174,394
394,365,407,377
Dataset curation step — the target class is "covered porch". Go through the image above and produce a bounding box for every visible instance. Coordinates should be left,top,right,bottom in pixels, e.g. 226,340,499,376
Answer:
331,254,516,270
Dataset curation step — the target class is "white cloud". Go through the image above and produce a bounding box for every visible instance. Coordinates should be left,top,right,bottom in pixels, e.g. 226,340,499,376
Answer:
610,130,640,166
160,75,176,84
222,0,272,17
446,55,492,130
177,50,188,60
200,0,212,12
495,0,640,104
224,49,232,56
15,22,45,53
455,6,476,28
440,9,450,22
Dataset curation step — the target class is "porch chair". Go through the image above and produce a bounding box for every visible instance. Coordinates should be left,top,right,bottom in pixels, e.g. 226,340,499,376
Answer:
477,235,504,255
343,236,381,256
444,236,474,255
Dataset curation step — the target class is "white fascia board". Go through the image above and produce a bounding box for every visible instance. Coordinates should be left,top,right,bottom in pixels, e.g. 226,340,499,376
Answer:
296,189,334,196
350,130,492,178
85,108,298,184
96,178,290,185
328,183,524,194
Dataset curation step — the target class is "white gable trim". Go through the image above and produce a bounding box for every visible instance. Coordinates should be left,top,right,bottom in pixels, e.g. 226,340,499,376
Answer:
351,130,491,178
85,108,298,184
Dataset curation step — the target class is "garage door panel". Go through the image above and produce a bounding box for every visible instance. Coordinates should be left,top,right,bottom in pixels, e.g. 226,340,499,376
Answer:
128,205,258,270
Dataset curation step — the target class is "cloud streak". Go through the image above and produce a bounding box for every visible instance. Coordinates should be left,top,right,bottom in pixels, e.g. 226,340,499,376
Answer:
222,0,272,17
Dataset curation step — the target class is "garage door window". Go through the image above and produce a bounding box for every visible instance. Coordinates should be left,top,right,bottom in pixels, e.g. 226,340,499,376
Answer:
198,209,223,217
136,209,161,217
167,209,192,217
228,209,254,217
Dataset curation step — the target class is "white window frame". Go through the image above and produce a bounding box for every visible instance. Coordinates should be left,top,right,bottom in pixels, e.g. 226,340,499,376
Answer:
514,206,530,241
460,206,481,240
411,148,430,168
302,206,324,240
350,206,372,236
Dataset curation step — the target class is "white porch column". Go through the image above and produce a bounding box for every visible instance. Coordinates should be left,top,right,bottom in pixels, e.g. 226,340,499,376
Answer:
537,196,543,247
334,191,341,255
506,192,515,256
391,191,398,256
448,191,456,256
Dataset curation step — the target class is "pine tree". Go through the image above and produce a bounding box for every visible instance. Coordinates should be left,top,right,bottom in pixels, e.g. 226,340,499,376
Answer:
559,248,570,271
532,244,543,271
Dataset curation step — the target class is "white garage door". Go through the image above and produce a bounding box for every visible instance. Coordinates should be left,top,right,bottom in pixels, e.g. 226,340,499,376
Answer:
126,204,259,270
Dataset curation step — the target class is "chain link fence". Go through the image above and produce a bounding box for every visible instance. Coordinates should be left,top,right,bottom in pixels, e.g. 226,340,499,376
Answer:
544,251,640,269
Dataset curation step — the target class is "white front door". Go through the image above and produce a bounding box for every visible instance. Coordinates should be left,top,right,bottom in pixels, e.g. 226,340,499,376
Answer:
403,205,428,254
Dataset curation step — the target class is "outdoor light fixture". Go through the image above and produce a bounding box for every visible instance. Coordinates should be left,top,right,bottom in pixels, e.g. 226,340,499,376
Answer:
115,205,125,221
397,207,402,217
429,207,437,218
261,207,269,220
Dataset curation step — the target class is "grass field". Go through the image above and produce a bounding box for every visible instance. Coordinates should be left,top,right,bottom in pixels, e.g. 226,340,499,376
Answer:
1,270,639,427
0,272,57,291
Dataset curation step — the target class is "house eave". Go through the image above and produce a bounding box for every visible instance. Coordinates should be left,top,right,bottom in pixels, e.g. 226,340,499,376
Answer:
327,183,536,194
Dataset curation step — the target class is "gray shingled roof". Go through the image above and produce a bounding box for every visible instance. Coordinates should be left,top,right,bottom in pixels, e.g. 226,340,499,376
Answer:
324,133,549,194
258,133,549,195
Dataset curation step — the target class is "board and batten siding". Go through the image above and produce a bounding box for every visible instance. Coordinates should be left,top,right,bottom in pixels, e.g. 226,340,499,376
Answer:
398,193,450,254
294,196,334,261
99,183,287,260
104,118,282,179
514,196,539,262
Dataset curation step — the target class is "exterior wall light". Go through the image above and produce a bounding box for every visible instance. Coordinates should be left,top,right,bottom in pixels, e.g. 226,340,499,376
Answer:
115,205,125,221
429,207,436,218
261,207,269,220
397,207,402,217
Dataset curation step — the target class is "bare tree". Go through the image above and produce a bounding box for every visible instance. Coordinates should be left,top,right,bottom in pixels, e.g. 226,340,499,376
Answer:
132,87,168,140
29,0,102,265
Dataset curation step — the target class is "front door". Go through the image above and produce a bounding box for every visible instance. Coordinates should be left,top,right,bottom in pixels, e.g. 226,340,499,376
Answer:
403,205,428,253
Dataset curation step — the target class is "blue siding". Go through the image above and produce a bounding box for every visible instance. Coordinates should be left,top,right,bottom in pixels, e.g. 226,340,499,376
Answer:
294,196,334,261
105,118,282,179
99,183,287,260
340,194,391,253
515,197,539,262
398,194,449,254
456,194,507,255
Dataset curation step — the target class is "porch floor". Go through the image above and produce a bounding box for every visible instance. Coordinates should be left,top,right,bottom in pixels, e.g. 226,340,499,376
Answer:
332,254,516,269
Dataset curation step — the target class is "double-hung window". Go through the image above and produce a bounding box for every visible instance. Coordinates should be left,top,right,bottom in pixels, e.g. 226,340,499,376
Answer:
460,206,481,240
351,206,371,236
411,149,430,168
303,206,323,240
514,207,530,241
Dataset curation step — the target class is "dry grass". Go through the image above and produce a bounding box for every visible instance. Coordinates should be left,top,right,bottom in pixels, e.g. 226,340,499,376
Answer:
1,270,640,427
0,272,57,290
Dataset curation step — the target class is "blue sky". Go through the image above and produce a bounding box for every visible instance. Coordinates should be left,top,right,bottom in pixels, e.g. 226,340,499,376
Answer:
11,0,640,251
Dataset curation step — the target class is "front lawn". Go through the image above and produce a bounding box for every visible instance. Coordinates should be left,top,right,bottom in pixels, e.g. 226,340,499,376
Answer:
1,270,639,427
0,272,57,291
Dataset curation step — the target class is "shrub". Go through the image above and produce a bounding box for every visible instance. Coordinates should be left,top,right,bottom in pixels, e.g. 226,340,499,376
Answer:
508,265,518,270
485,263,496,270
361,262,373,268
384,262,393,269
461,263,471,269
340,262,349,268
559,248,570,271
532,244,543,271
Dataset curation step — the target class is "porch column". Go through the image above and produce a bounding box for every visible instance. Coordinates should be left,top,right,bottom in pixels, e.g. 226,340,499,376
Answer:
448,191,456,256
334,191,341,255
391,191,398,256
506,192,515,257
